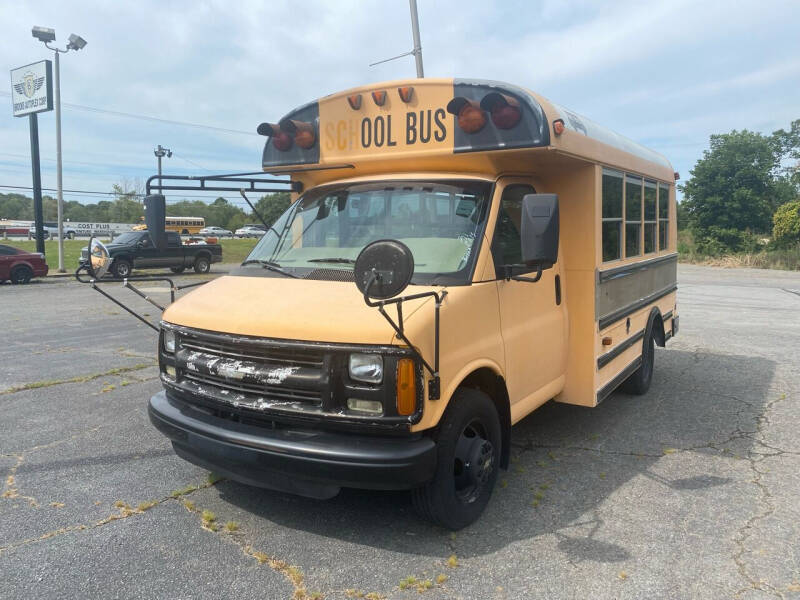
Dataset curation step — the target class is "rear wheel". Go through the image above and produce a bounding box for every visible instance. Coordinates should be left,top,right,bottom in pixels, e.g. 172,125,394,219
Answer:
112,258,132,279
193,256,210,274
10,265,33,284
412,388,501,530
621,331,654,395
66,231,75,239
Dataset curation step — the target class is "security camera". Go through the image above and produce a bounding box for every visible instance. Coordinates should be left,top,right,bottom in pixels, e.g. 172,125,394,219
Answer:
67,34,87,50
32,26,56,43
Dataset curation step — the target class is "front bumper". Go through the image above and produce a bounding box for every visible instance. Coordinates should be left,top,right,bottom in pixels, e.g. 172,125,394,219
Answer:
149,391,437,498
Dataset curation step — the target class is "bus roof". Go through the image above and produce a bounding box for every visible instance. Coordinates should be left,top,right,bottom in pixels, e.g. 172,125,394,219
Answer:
258,78,673,184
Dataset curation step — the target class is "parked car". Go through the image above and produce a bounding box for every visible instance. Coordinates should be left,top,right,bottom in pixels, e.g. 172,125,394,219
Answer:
234,224,267,238
199,226,232,238
79,231,222,278
28,221,78,240
0,244,49,284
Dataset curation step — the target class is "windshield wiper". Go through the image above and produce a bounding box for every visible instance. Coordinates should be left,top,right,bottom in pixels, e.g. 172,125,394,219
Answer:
240,259,299,278
307,257,356,264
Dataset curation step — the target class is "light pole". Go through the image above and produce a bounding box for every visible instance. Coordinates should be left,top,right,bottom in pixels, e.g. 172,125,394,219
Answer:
154,145,172,192
32,26,87,273
369,0,425,77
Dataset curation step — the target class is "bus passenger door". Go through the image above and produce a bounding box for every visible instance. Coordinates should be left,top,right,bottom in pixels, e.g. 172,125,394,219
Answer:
490,179,568,419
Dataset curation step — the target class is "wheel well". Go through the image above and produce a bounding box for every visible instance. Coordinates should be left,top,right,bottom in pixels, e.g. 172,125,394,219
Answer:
12,263,33,274
195,251,211,261
648,308,666,347
458,368,511,469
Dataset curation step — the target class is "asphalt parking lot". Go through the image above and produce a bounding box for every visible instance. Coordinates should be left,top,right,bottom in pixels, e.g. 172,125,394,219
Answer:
1,264,799,599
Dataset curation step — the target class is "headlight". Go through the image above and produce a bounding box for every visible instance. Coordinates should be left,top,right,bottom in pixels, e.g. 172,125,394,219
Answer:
163,329,176,353
348,353,383,384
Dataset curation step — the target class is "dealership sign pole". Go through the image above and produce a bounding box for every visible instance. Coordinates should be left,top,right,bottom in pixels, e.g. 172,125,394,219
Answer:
10,60,53,256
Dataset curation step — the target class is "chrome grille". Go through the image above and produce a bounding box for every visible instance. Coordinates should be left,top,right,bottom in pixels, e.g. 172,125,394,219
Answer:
172,330,327,412
180,337,324,368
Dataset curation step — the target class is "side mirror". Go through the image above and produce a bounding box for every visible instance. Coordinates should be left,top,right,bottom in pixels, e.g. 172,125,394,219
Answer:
88,237,112,279
520,194,559,269
354,239,414,300
144,194,167,251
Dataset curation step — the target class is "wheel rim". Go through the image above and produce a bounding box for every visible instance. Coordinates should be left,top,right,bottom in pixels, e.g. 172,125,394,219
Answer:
453,419,495,504
118,263,129,277
198,260,208,271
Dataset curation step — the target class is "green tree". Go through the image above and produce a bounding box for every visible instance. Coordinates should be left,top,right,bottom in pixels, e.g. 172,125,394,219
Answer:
254,192,292,227
773,200,800,247
680,129,788,235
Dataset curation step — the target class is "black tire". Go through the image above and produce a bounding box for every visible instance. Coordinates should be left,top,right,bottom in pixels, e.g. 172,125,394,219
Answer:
181,229,189,235
193,255,210,274
66,231,75,240
10,265,33,285
170,266,186,274
412,388,501,530
621,330,655,395
112,258,132,279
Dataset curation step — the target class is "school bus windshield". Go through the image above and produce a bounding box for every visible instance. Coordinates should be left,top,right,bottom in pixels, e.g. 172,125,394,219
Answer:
244,180,491,285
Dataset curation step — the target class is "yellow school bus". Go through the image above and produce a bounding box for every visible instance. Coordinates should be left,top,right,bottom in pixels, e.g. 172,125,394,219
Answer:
148,78,678,529
133,215,205,234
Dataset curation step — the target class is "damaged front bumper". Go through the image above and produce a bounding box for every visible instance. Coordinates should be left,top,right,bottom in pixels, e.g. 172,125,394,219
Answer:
148,391,437,499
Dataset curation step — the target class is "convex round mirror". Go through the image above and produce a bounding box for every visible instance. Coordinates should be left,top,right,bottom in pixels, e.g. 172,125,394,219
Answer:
88,237,112,279
354,239,414,300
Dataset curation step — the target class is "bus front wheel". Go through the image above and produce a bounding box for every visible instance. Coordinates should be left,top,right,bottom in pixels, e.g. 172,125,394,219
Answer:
412,388,501,530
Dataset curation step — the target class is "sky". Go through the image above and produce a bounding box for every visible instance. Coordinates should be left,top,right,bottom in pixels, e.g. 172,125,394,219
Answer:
1,0,799,209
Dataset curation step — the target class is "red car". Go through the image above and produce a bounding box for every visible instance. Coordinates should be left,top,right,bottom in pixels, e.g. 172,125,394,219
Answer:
0,244,49,284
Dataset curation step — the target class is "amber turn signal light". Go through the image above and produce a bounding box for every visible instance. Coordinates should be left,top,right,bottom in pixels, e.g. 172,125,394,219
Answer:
347,94,362,110
397,86,414,103
446,97,487,134
258,122,293,152
396,358,416,416
371,90,387,106
279,118,316,150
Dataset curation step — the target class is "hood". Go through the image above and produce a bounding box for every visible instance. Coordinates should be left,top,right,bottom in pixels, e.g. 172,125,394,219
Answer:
162,274,435,345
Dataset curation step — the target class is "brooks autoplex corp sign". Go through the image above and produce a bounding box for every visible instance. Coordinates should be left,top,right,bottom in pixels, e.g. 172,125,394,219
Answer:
10,60,53,117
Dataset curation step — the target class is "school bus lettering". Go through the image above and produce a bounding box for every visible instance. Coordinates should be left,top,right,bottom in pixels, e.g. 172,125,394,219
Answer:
151,77,678,531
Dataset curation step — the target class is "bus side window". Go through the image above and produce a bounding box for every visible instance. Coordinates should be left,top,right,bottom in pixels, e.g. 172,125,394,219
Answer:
625,174,642,258
644,180,657,253
602,169,623,262
658,183,670,251
490,184,536,274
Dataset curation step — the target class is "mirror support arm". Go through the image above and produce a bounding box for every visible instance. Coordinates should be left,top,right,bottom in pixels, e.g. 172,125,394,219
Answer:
503,264,543,283
362,270,447,400
90,281,159,331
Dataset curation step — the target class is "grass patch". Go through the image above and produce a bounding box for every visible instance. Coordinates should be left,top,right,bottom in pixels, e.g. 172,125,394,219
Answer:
678,230,800,270
0,238,258,271
225,521,240,532
201,509,216,523
446,554,459,568
0,363,154,396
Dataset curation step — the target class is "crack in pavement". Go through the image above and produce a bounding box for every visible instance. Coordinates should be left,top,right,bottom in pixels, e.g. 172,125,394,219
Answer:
732,390,793,600
0,363,156,397
0,476,221,556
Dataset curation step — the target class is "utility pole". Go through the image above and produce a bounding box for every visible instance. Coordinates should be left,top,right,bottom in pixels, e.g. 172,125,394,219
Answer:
369,0,425,78
154,145,172,192
409,0,424,78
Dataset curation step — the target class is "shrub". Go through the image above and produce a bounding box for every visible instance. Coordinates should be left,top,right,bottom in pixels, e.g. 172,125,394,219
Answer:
773,200,800,247
694,226,762,256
